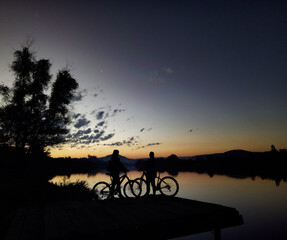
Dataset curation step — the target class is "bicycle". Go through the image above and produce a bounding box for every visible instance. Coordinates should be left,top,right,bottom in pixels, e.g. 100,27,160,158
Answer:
92,172,141,200
134,171,179,197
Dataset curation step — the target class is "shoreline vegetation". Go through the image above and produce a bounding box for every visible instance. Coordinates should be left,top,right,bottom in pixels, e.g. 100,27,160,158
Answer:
1,144,287,211
1,144,287,185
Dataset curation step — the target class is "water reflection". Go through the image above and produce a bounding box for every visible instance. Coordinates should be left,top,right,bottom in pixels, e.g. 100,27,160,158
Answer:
51,171,287,240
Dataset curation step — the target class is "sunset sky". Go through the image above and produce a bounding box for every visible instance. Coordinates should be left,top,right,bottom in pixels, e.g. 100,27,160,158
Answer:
0,1,286,159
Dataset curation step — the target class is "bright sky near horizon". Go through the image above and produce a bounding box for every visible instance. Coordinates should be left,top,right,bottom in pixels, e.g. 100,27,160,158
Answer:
0,1,286,159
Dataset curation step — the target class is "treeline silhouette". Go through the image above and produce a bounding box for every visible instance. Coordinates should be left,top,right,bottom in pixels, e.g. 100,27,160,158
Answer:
136,147,287,186
0,144,103,180
45,156,103,178
2,143,287,186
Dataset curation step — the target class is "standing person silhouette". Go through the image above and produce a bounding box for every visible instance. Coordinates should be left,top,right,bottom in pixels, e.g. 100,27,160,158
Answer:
107,150,127,198
145,151,157,196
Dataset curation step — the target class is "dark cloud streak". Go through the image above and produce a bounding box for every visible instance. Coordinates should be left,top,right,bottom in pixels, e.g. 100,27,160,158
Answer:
74,117,90,128
96,111,105,120
72,89,87,102
135,142,162,150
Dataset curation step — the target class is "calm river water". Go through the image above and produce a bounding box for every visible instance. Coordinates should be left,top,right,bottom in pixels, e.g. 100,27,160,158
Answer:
51,171,287,240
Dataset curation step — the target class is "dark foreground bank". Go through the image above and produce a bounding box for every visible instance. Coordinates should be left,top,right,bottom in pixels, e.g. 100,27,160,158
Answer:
5,196,243,240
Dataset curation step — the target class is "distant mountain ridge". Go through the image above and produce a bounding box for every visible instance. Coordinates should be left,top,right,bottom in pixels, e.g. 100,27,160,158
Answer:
45,148,286,184
97,149,258,164
97,154,137,165
179,149,258,161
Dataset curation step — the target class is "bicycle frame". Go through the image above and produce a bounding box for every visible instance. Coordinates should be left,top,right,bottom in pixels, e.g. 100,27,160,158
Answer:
109,173,131,195
155,173,162,189
109,172,129,185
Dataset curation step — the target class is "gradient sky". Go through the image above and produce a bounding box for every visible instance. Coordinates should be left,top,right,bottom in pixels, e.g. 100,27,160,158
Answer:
1,0,286,158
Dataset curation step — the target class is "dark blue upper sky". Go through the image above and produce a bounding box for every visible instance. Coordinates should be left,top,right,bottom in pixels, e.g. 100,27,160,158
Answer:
0,0,286,158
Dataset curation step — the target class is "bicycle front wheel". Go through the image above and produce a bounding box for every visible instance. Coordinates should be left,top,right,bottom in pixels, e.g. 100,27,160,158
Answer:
124,180,141,198
92,181,111,200
159,176,179,197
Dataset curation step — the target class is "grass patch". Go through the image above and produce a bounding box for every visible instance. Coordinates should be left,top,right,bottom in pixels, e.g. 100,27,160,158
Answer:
46,178,94,201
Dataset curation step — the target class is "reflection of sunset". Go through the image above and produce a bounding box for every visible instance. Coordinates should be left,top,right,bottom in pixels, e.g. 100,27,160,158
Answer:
51,171,287,215
49,171,287,239
50,171,149,189
176,172,287,215
50,173,110,188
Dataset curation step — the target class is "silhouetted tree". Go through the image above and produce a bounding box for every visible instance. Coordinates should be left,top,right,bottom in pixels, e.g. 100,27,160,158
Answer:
167,154,179,162
0,45,78,159
88,155,98,161
271,145,278,153
166,154,179,176
279,149,287,154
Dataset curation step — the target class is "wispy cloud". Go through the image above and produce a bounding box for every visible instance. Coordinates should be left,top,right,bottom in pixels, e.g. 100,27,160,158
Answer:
146,142,161,147
140,127,152,132
135,142,162,150
91,106,126,120
188,128,199,133
165,67,174,74
74,116,90,128
67,128,116,147
73,113,81,119
100,133,115,141
95,111,105,120
149,67,174,84
72,89,88,101
66,99,129,148
126,116,135,122
149,71,165,84
74,128,91,138
94,130,105,140
102,136,139,147
96,121,106,127
112,108,126,116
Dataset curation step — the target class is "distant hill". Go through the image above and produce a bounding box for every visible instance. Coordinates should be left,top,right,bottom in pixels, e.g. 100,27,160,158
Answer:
97,154,137,165
179,149,259,161
174,149,287,185
45,148,286,184
94,150,259,165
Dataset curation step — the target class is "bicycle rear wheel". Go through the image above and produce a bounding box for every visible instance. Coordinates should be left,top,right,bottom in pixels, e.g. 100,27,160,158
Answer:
134,178,148,197
124,180,141,198
92,181,111,200
159,176,179,197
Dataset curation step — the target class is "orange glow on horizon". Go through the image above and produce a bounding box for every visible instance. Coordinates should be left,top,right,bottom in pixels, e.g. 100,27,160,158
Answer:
50,145,202,159
49,142,269,159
